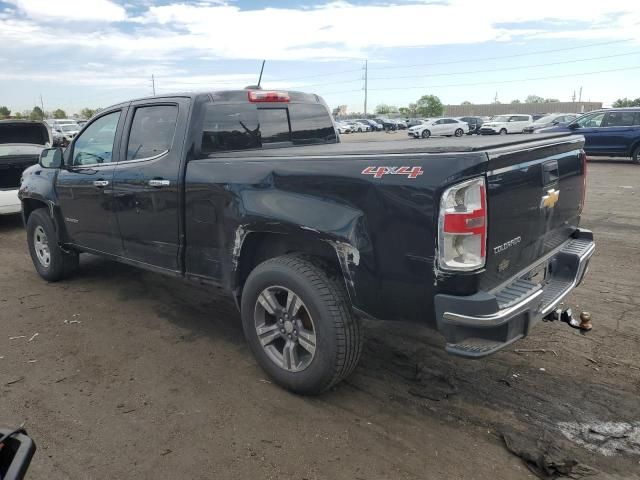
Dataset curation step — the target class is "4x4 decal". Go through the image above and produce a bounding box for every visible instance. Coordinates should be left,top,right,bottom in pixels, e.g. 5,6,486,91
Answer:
361,166,424,179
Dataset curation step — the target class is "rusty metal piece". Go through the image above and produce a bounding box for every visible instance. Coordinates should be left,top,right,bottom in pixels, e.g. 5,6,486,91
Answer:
579,311,592,331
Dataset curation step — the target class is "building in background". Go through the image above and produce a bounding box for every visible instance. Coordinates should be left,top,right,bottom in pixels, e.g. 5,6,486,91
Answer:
444,102,602,117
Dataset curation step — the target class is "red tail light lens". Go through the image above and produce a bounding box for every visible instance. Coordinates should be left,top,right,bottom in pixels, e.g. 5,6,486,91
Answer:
248,91,290,103
438,177,487,271
579,150,587,214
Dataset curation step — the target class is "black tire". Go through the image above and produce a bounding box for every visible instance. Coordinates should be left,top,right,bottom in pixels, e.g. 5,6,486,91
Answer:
499,128,507,135
632,145,640,164
421,129,430,139
454,128,464,137
241,254,362,395
27,209,78,282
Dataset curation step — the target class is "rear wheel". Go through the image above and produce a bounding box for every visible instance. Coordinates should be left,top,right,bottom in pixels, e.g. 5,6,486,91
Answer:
633,146,640,164
27,209,78,282
454,128,464,137
241,254,362,395
499,128,508,135
421,129,431,139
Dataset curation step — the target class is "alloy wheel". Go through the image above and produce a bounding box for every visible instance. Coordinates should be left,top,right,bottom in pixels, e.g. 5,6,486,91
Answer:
254,286,317,372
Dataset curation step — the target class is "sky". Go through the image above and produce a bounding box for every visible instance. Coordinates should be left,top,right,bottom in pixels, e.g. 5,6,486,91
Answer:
1,0,639,115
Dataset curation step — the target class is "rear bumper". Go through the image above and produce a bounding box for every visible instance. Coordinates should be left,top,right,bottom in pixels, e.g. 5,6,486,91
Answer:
0,189,21,215
434,229,595,358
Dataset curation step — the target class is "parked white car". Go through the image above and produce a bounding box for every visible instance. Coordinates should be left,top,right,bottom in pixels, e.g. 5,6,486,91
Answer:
0,120,51,215
350,121,371,132
407,117,469,139
335,121,352,134
479,115,533,135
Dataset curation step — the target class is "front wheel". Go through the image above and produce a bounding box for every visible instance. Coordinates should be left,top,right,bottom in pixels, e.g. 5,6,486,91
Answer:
454,128,464,137
241,254,362,395
499,128,508,135
421,129,431,139
632,146,640,164
27,209,78,282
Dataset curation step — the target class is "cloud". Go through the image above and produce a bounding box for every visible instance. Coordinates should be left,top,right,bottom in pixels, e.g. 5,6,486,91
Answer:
0,0,639,96
2,0,639,62
6,0,127,22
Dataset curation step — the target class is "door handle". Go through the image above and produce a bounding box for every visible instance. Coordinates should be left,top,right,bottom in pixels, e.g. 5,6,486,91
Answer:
148,179,170,188
93,180,109,188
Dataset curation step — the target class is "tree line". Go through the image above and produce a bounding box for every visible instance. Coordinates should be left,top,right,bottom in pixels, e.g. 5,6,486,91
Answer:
0,106,102,120
371,93,569,119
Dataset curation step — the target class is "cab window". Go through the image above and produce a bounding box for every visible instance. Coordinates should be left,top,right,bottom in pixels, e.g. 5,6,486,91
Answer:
72,111,121,166
126,105,178,160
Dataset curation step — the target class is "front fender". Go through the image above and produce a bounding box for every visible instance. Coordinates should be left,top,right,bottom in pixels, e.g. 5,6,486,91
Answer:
19,165,67,239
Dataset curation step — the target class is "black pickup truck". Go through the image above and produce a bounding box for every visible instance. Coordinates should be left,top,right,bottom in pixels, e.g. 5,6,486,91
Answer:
19,89,594,394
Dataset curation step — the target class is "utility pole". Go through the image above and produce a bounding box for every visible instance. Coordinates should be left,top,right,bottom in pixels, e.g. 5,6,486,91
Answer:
39,94,45,119
572,90,576,102
363,59,368,117
578,86,583,103
151,74,156,95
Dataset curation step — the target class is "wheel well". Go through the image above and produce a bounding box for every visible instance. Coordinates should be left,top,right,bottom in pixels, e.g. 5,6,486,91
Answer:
235,232,342,297
22,198,48,222
629,140,640,157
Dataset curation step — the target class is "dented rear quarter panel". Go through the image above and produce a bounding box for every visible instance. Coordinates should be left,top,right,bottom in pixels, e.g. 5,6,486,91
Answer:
184,151,488,325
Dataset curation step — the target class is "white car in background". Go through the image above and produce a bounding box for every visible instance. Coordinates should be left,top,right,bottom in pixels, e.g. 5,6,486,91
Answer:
407,117,469,139
58,123,81,146
0,120,51,215
335,121,352,134
349,121,371,132
479,114,533,135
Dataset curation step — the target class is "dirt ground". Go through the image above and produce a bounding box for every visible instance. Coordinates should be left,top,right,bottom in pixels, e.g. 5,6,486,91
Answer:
1,137,639,479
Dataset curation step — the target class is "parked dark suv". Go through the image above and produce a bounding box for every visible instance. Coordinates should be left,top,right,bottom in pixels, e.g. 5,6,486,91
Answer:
539,108,640,163
374,118,397,131
458,116,484,135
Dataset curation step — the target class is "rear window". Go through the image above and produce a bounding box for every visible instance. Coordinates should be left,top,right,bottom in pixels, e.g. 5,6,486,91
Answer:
257,108,290,144
0,123,48,145
289,103,337,144
200,102,336,154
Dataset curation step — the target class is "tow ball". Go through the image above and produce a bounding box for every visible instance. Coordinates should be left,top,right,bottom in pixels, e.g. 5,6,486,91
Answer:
544,307,593,332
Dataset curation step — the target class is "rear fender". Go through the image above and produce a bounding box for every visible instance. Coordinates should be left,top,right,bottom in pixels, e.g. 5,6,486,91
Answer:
231,222,361,305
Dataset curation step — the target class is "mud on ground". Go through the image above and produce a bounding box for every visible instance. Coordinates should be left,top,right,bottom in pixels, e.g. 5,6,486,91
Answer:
1,158,639,479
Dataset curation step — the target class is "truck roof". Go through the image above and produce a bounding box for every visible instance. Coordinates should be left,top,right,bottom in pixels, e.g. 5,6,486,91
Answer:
210,133,580,158
106,89,325,110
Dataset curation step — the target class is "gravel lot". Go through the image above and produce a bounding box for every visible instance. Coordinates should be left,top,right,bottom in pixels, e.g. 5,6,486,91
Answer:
1,135,639,479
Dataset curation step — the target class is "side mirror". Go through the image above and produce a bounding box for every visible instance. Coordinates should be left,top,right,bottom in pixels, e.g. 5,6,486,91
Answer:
39,148,63,169
552,121,559,125
568,123,580,130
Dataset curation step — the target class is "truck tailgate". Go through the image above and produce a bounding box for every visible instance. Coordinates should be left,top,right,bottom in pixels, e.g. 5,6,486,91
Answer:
480,135,586,291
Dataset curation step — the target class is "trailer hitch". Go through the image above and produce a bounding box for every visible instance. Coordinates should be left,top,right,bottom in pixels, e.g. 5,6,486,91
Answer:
544,306,592,333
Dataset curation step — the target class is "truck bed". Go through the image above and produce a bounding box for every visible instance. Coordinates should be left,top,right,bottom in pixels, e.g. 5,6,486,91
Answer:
211,133,575,158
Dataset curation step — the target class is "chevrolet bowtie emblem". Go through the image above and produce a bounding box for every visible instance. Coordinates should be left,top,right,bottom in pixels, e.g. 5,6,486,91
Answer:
541,188,560,208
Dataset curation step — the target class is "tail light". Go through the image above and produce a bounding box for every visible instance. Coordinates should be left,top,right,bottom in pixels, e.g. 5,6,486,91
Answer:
438,176,487,271
579,150,587,214
248,90,290,103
